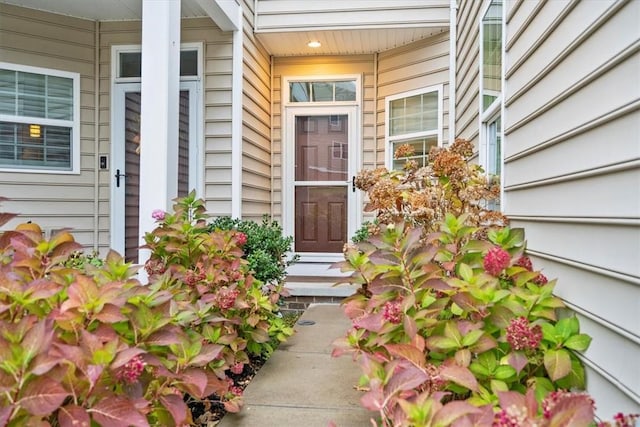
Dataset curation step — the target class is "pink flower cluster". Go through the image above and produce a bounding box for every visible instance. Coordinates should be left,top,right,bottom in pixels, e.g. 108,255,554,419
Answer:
484,246,511,276
216,287,239,310
235,232,247,246
184,263,206,286
506,317,542,351
493,404,528,427
515,256,549,285
382,300,402,324
151,209,166,221
116,355,145,384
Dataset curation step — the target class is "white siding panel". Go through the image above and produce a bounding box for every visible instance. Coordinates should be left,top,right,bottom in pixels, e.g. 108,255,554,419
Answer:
517,220,639,279
242,0,272,221
505,168,639,218
504,0,640,416
577,314,640,403
504,111,640,186
255,0,449,32
505,50,639,158
454,0,485,149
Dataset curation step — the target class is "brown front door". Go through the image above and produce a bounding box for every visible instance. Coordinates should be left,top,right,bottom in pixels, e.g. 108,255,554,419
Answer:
294,114,349,253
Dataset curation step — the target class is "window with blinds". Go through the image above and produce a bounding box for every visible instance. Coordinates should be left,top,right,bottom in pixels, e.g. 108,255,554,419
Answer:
0,64,78,171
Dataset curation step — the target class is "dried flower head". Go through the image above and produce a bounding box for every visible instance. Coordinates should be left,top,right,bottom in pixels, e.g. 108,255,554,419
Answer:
394,143,415,159
450,138,474,158
354,167,387,192
216,287,240,310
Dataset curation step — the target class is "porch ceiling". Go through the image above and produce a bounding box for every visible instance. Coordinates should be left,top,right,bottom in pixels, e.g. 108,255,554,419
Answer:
256,27,448,56
0,0,212,20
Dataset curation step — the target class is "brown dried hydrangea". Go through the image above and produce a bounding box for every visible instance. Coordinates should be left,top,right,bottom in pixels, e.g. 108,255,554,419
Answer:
394,143,415,159
354,167,387,191
354,138,508,236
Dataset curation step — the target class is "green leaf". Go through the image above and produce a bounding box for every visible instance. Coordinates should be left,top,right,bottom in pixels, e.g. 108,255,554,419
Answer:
490,379,509,394
494,365,517,380
556,316,579,340
544,348,572,381
461,329,484,347
563,334,592,352
425,336,459,352
421,294,436,308
458,263,474,282
556,356,586,389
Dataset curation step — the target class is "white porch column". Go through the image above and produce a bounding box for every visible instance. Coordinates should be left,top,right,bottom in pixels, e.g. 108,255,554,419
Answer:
138,0,181,270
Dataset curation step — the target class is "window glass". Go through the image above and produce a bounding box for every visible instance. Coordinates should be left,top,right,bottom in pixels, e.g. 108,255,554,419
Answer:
119,51,199,78
180,50,198,76
0,66,76,171
119,52,142,78
482,0,502,111
290,82,310,102
312,82,333,102
289,80,357,103
335,81,356,101
0,122,71,168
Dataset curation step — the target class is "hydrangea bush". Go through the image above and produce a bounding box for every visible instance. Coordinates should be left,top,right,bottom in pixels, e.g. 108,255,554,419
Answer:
0,193,293,426
333,144,637,426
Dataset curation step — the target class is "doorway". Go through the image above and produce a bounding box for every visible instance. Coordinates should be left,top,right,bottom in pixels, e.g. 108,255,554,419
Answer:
284,106,360,262
111,81,199,261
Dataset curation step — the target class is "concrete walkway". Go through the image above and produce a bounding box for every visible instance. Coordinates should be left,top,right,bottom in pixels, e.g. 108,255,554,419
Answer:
219,304,373,427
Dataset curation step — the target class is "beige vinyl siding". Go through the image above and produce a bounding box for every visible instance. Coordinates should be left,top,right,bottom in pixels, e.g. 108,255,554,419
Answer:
503,0,640,416
254,0,449,32
99,18,233,229
377,33,450,166
241,0,272,221
454,0,485,153
0,4,99,246
271,54,374,222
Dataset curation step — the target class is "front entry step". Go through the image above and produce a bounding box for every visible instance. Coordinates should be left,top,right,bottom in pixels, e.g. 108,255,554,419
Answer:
284,275,356,297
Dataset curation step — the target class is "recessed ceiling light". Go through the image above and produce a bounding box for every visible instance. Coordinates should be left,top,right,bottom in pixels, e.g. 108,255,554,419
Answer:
307,41,321,48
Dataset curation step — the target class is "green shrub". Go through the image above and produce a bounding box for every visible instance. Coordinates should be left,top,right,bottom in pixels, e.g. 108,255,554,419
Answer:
0,193,293,426
208,215,298,285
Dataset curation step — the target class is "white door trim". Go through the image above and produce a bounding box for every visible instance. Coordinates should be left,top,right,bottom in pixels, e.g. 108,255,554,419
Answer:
283,105,362,264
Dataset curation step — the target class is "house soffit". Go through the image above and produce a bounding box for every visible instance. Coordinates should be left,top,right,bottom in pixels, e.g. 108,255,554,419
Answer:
0,0,226,21
256,27,448,56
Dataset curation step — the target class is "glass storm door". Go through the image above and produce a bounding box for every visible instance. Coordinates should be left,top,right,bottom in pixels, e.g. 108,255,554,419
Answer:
112,83,197,262
287,107,359,258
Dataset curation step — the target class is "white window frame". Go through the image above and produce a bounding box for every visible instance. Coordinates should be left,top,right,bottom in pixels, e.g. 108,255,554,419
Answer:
0,62,80,174
479,0,506,208
384,85,443,169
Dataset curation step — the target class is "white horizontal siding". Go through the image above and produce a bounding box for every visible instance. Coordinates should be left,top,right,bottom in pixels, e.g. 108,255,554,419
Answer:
255,0,449,32
0,3,98,249
504,0,640,417
454,0,485,150
377,34,451,165
242,0,272,221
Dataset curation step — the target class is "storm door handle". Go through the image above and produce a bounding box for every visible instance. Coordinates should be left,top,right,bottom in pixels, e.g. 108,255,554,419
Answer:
115,169,127,187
